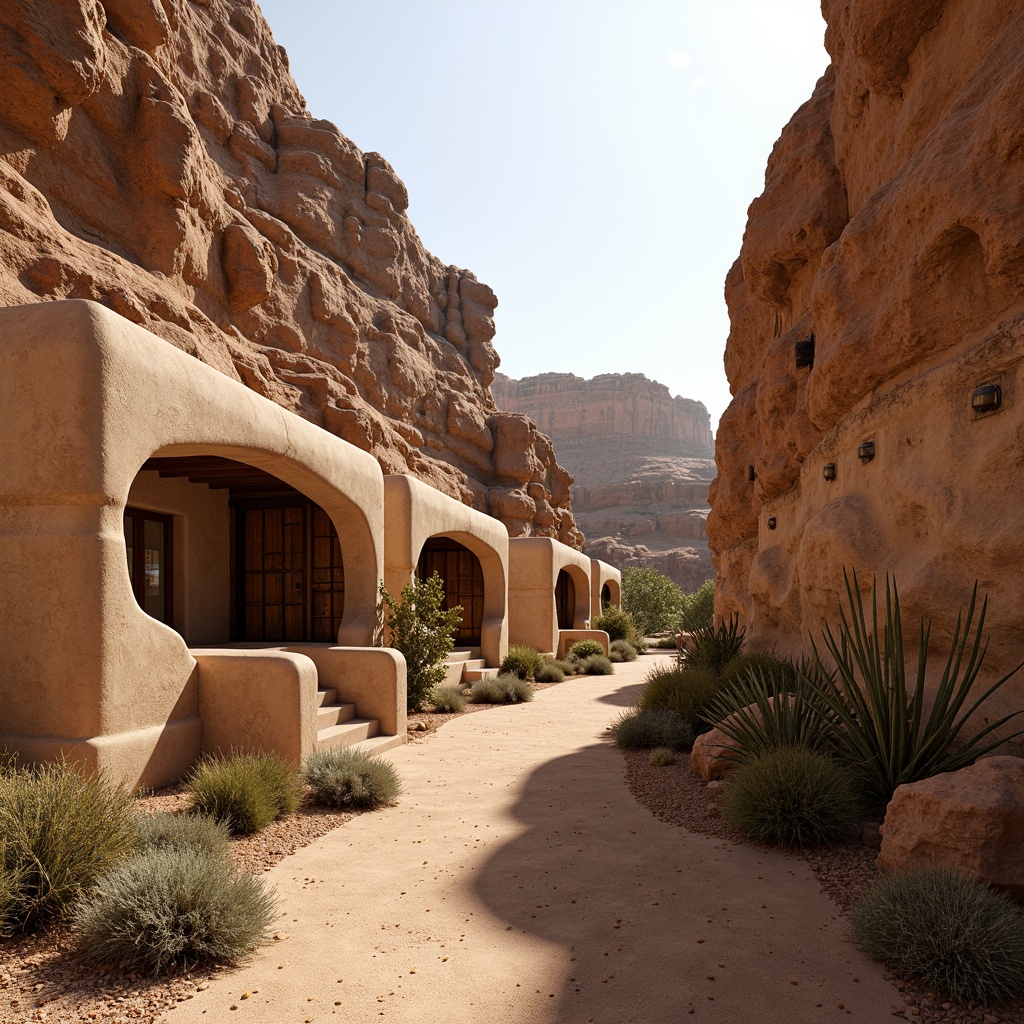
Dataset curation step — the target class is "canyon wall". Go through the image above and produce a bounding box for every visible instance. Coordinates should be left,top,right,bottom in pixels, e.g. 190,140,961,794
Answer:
0,0,580,546
494,372,715,591
708,0,1024,729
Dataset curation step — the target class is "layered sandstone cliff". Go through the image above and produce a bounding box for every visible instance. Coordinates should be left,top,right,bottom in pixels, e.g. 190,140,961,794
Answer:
0,0,580,545
709,0,1024,723
494,372,715,590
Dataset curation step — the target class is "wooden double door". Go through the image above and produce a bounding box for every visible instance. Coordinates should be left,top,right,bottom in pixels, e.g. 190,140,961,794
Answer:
234,502,345,643
416,538,484,646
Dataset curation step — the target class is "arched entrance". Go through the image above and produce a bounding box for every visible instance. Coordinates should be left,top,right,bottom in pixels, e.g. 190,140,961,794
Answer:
556,568,576,630
417,537,484,646
601,583,612,610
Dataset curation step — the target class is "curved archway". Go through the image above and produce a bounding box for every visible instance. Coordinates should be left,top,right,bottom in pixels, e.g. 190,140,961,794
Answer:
601,583,612,609
557,563,590,629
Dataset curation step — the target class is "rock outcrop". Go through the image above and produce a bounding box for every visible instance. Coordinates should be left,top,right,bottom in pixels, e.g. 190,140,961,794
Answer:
493,372,715,590
878,758,1024,900
709,1,1024,727
0,0,580,546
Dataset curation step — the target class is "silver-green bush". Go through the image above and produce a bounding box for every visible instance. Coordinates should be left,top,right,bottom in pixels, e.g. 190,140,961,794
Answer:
500,645,544,680
534,663,565,683
567,639,605,661
579,654,614,676
851,864,1024,1003
649,747,678,766
303,748,402,810
430,685,467,713
470,673,533,704
612,708,694,751
135,813,231,858
75,846,278,976
609,639,638,663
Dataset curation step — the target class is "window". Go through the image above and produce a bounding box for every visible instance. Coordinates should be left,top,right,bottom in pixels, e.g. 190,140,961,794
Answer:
123,508,173,626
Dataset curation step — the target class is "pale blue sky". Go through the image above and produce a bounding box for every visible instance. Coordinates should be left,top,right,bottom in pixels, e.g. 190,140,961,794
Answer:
257,1,829,431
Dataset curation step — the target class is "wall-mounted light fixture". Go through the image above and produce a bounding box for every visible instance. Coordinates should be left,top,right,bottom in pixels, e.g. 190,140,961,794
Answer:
972,384,1002,414
823,462,837,482
858,440,875,463
795,333,815,370
767,516,777,530
748,465,756,482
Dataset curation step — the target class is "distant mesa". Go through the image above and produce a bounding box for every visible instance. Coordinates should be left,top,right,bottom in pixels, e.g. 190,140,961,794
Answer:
493,372,716,592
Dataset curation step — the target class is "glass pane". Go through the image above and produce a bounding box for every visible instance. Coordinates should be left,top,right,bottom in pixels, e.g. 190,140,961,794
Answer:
143,518,166,622
123,513,135,586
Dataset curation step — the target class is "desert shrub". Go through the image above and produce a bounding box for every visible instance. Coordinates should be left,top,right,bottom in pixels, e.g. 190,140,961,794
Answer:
550,659,576,676
806,570,1024,805
638,664,725,733
501,645,544,680
579,654,614,676
0,761,137,933
722,746,859,848
303,748,402,810
592,606,643,648
75,846,278,976
686,615,745,674
612,708,694,751
534,663,565,683
135,813,230,858
721,651,798,694
470,673,533,704
610,639,638,663
379,572,464,711
430,686,467,713
678,578,715,632
851,864,1024,1003
621,566,685,635
652,636,678,649
188,752,302,837
0,749,18,775
567,639,605,661
649,747,678,767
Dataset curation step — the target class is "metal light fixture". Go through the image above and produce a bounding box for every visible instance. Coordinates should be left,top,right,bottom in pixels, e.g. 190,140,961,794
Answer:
767,516,777,530
972,384,1002,414
857,440,875,463
748,465,756,482
823,462,837,482
795,333,815,370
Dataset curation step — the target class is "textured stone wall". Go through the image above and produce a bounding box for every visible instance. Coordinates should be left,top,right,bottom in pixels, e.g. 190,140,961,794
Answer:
495,372,716,591
0,0,580,547
708,0,1024,727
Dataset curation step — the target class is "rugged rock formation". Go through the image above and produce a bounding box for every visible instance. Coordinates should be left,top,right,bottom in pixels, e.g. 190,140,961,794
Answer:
708,0,1024,732
0,0,580,546
493,372,715,590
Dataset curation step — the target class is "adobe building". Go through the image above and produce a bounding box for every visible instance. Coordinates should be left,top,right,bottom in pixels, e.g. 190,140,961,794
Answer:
590,558,622,617
0,301,405,789
508,538,610,657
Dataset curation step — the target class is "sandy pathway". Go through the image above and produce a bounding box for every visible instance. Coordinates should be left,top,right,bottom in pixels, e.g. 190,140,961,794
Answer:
163,656,902,1024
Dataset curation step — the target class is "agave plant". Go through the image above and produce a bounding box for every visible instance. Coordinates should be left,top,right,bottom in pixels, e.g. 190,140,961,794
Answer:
683,615,745,673
806,569,1024,806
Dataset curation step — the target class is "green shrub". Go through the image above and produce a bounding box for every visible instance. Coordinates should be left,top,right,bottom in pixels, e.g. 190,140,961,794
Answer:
579,654,614,676
567,639,605,661
638,664,725,732
649,747,678,767
303,748,402,810
136,813,230,858
188,752,302,837
610,639,638,663
430,685,466,713
379,572,464,711
679,579,715,632
851,864,1024,1003
722,746,859,848
0,761,137,933
75,846,278,976
621,566,685,635
592,606,642,648
500,644,544,680
550,659,576,676
612,708,694,751
686,615,745,674
534,663,565,683
721,651,798,693
653,636,679,649
470,673,533,704
804,570,1024,806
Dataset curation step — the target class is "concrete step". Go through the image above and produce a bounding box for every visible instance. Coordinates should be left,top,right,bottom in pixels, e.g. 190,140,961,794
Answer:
463,666,500,684
316,717,380,751
316,702,356,729
445,650,474,664
316,688,338,707
349,733,405,756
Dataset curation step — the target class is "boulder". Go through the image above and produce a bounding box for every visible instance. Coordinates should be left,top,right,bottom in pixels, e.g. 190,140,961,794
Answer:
878,756,1024,900
691,727,739,782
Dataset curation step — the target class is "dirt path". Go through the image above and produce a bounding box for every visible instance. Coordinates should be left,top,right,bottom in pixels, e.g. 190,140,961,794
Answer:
163,656,902,1024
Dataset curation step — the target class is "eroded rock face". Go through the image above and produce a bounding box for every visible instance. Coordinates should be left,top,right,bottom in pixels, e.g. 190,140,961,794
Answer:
0,0,580,546
878,757,1024,900
709,1,1024,729
493,372,714,590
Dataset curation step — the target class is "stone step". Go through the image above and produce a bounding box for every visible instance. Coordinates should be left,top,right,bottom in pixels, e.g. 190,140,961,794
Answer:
316,717,380,751
349,733,405,756
463,666,500,684
445,650,474,664
316,702,356,729
316,688,338,707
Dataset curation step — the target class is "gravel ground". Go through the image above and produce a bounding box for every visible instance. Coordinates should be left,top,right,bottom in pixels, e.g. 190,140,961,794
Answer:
622,748,1024,1024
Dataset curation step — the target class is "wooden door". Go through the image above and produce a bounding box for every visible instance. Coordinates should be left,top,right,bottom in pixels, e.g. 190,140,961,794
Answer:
243,505,306,642
556,569,575,629
310,505,345,642
417,538,484,646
